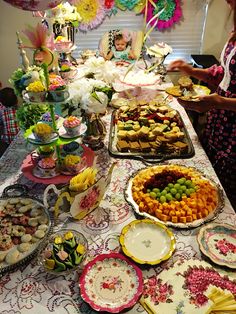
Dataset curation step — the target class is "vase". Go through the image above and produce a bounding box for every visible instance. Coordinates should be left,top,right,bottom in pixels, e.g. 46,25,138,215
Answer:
82,112,106,150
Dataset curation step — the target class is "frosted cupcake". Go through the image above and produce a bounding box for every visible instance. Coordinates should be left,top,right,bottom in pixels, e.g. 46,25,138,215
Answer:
62,155,86,174
37,157,56,177
41,112,60,127
63,116,81,136
33,123,54,143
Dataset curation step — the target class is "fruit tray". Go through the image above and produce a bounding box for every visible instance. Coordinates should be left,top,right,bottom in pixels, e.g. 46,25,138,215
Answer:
108,109,195,162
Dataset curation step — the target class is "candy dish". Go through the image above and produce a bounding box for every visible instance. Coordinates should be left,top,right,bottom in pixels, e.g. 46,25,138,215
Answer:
79,253,143,313
197,223,236,269
38,229,87,275
120,219,175,265
59,123,87,139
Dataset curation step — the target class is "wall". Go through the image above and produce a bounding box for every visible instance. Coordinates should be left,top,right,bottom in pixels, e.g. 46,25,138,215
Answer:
0,0,233,87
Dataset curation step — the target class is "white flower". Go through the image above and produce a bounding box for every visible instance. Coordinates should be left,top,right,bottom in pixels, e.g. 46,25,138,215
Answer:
146,42,173,58
81,92,108,114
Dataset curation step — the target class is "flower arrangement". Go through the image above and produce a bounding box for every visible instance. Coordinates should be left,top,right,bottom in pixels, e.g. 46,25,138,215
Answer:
26,81,46,93
9,65,47,97
46,2,82,27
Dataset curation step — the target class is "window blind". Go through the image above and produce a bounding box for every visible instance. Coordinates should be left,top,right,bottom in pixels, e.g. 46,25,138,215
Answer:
74,0,208,63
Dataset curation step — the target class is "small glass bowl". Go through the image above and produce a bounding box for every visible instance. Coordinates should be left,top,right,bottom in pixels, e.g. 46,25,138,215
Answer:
38,229,88,275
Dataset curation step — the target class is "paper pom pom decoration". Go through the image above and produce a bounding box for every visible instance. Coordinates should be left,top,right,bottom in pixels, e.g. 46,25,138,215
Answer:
75,0,106,32
145,0,182,30
3,0,63,11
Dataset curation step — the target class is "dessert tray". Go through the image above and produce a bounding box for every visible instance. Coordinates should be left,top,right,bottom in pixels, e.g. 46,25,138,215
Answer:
21,144,95,184
119,219,175,265
108,105,195,161
0,184,52,275
125,164,224,229
58,123,87,139
197,223,236,269
165,84,210,101
79,253,143,313
27,132,59,145
140,259,236,314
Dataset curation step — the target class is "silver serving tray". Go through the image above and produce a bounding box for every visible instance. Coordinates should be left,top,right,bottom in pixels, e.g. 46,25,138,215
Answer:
108,109,195,162
124,165,225,229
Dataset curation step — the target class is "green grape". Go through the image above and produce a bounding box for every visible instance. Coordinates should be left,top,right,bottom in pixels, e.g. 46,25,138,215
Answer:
160,196,166,203
185,180,192,187
175,193,181,200
164,187,170,192
189,188,195,194
147,189,151,193
161,190,167,196
168,183,174,188
166,193,173,201
170,188,177,195
153,188,160,194
149,192,157,199
180,185,187,192
174,183,181,190
177,177,186,185
156,192,161,199
185,189,191,196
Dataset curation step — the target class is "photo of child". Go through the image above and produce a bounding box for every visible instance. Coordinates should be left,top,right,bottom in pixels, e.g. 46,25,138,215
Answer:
104,32,136,62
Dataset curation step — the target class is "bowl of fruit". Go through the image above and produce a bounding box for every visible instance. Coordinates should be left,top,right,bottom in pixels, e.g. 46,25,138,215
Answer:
38,229,87,274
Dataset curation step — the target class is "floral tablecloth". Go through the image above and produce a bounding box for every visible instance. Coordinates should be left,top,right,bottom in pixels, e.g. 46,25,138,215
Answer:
0,95,235,314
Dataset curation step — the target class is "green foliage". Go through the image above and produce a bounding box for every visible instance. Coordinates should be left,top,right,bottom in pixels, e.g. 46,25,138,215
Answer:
16,102,49,131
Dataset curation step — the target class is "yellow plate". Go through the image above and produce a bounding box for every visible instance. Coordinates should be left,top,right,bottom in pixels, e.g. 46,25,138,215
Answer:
119,219,175,265
166,84,211,100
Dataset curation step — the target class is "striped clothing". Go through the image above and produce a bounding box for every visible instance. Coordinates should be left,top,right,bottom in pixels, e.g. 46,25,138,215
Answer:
0,104,19,144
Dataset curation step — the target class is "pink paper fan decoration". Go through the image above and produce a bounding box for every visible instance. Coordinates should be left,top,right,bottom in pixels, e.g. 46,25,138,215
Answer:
3,0,63,11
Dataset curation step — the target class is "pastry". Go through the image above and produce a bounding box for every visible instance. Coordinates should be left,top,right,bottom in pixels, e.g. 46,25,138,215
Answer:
63,116,81,136
116,140,129,152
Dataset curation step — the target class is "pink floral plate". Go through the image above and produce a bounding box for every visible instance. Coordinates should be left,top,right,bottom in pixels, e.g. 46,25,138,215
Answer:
197,223,236,269
79,253,143,313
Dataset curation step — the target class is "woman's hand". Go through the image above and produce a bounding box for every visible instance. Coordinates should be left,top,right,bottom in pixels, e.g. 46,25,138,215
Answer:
177,93,220,113
168,59,194,76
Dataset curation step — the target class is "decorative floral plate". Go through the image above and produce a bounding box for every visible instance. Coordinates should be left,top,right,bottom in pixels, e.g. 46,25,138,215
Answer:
197,223,236,269
120,219,175,265
140,259,236,314
27,132,59,145
58,123,87,139
79,253,143,313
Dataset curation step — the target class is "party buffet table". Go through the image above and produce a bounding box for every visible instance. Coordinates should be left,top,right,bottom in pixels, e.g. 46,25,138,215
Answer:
0,86,235,314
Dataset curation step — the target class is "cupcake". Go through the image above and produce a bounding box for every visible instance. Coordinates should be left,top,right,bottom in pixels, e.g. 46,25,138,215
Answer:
62,155,86,174
63,116,81,136
37,157,56,177
33,123,54,142
41,112,60,127
37,145,55,158
61,142,83,157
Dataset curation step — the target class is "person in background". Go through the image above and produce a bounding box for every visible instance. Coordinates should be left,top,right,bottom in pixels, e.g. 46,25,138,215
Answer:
0,87,20,155
104,33,136,62
168,0,236,209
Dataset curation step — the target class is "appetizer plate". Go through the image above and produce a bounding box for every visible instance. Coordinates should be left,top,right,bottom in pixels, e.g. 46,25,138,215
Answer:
79,253,143,313
27,132,59,145
0,193,52,275
124,165,224,229
120,219,175,265
165,84,210,101
59,123,87,139
197,223,236,269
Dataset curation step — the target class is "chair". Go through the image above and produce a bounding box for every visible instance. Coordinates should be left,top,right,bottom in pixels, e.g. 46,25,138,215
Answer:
98,29,143,60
